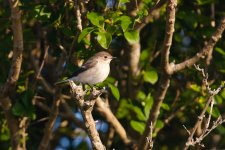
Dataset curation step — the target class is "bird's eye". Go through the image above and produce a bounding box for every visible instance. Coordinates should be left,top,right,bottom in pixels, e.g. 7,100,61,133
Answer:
104,56,108,59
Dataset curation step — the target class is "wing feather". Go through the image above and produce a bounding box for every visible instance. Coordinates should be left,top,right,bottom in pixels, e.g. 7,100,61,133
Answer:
69,58,98,77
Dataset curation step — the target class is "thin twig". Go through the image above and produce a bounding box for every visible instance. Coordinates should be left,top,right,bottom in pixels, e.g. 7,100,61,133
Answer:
183,65,225,150
35,99,85,129
172,16,225,73
36,45,49,79
38,94,61,150
183,125,191,135
38,49,66,150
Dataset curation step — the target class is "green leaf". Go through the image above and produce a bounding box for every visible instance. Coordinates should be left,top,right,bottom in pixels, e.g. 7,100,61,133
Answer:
140,49,150,61
34,5,51,20
61,27,74,37
215,47,225,56
105,76,116,84
120,0,130,3
12,102,24,116
118,16,132,32
17,85,26,93
0,124,10,141
189,83,201,92
87,12,104,28
12,90,36,120
196,0,214,5
22,90,34,108
215,95,223,104
124,30,140,44
132,106,146,121
116,98,131,119
109,84,120,101
161,103,170,111
143,69,158,84
207,107,221,118
221,89,225,99
130,120,145,134
144,94,153,117
96,32,112,49
155,120,164,130
78,27,95,43
137,91,146,101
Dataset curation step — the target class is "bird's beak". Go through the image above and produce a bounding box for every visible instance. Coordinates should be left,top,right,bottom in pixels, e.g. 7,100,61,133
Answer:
111,57,117,59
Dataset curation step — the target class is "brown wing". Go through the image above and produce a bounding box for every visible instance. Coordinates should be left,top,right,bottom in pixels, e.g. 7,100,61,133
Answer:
69,57,98,77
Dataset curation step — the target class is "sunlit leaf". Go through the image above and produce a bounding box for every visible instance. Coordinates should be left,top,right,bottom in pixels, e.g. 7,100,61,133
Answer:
124,30,139,44
109,84,120,101
120,0,130,3
143,69,158,84
144,94,153,117
155,120,164,130
215,47,225,56
161,103,170,111
96,32,112,49
118,15,132,32
130,120,145,134
17,85,26,93
132,106,146,121
137,91,146,101
140,49,150,61
116,99,131,119
87,12,104,28
78,27,95,43
190,83,201,92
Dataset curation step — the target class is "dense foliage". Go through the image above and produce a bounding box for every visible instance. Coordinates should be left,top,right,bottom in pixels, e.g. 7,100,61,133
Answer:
0,0,225,149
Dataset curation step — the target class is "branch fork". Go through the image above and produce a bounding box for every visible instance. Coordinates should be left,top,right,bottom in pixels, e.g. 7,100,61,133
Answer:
183,65,225,150
68,81,106,150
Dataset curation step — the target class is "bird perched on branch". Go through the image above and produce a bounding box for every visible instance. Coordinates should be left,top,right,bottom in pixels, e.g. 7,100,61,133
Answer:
55,51,115,85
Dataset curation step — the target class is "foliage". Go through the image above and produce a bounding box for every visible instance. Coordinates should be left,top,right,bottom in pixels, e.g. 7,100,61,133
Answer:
0,0,225,149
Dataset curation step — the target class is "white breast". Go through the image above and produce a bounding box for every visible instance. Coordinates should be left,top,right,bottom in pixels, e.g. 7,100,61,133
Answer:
71,63,110,85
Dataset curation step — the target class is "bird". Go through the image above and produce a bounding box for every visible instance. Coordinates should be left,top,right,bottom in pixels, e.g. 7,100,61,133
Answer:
55,51,115,85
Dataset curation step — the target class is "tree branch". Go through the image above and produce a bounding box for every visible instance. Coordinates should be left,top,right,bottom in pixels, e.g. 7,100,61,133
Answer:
38,91,61,150
0,0,24,149
69,81,105,150
138,0,176,149
95,97,132,145
172,16,225,73
135,0,168,31
183,65,225,150
3,0,24,94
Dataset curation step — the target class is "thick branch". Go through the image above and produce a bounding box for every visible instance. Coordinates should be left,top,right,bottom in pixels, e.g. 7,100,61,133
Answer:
138,0,176,149
128,43,141,77
3,0,24,94
69,81,105,150
95,97,132,145
160,0,176,75
172,16,225,73
0,0,24,149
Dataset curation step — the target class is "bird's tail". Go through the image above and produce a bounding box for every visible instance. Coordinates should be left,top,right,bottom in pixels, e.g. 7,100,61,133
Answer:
54,79,69,86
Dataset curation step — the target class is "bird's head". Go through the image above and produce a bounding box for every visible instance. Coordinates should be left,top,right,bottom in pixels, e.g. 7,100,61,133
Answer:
95,51,115,64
